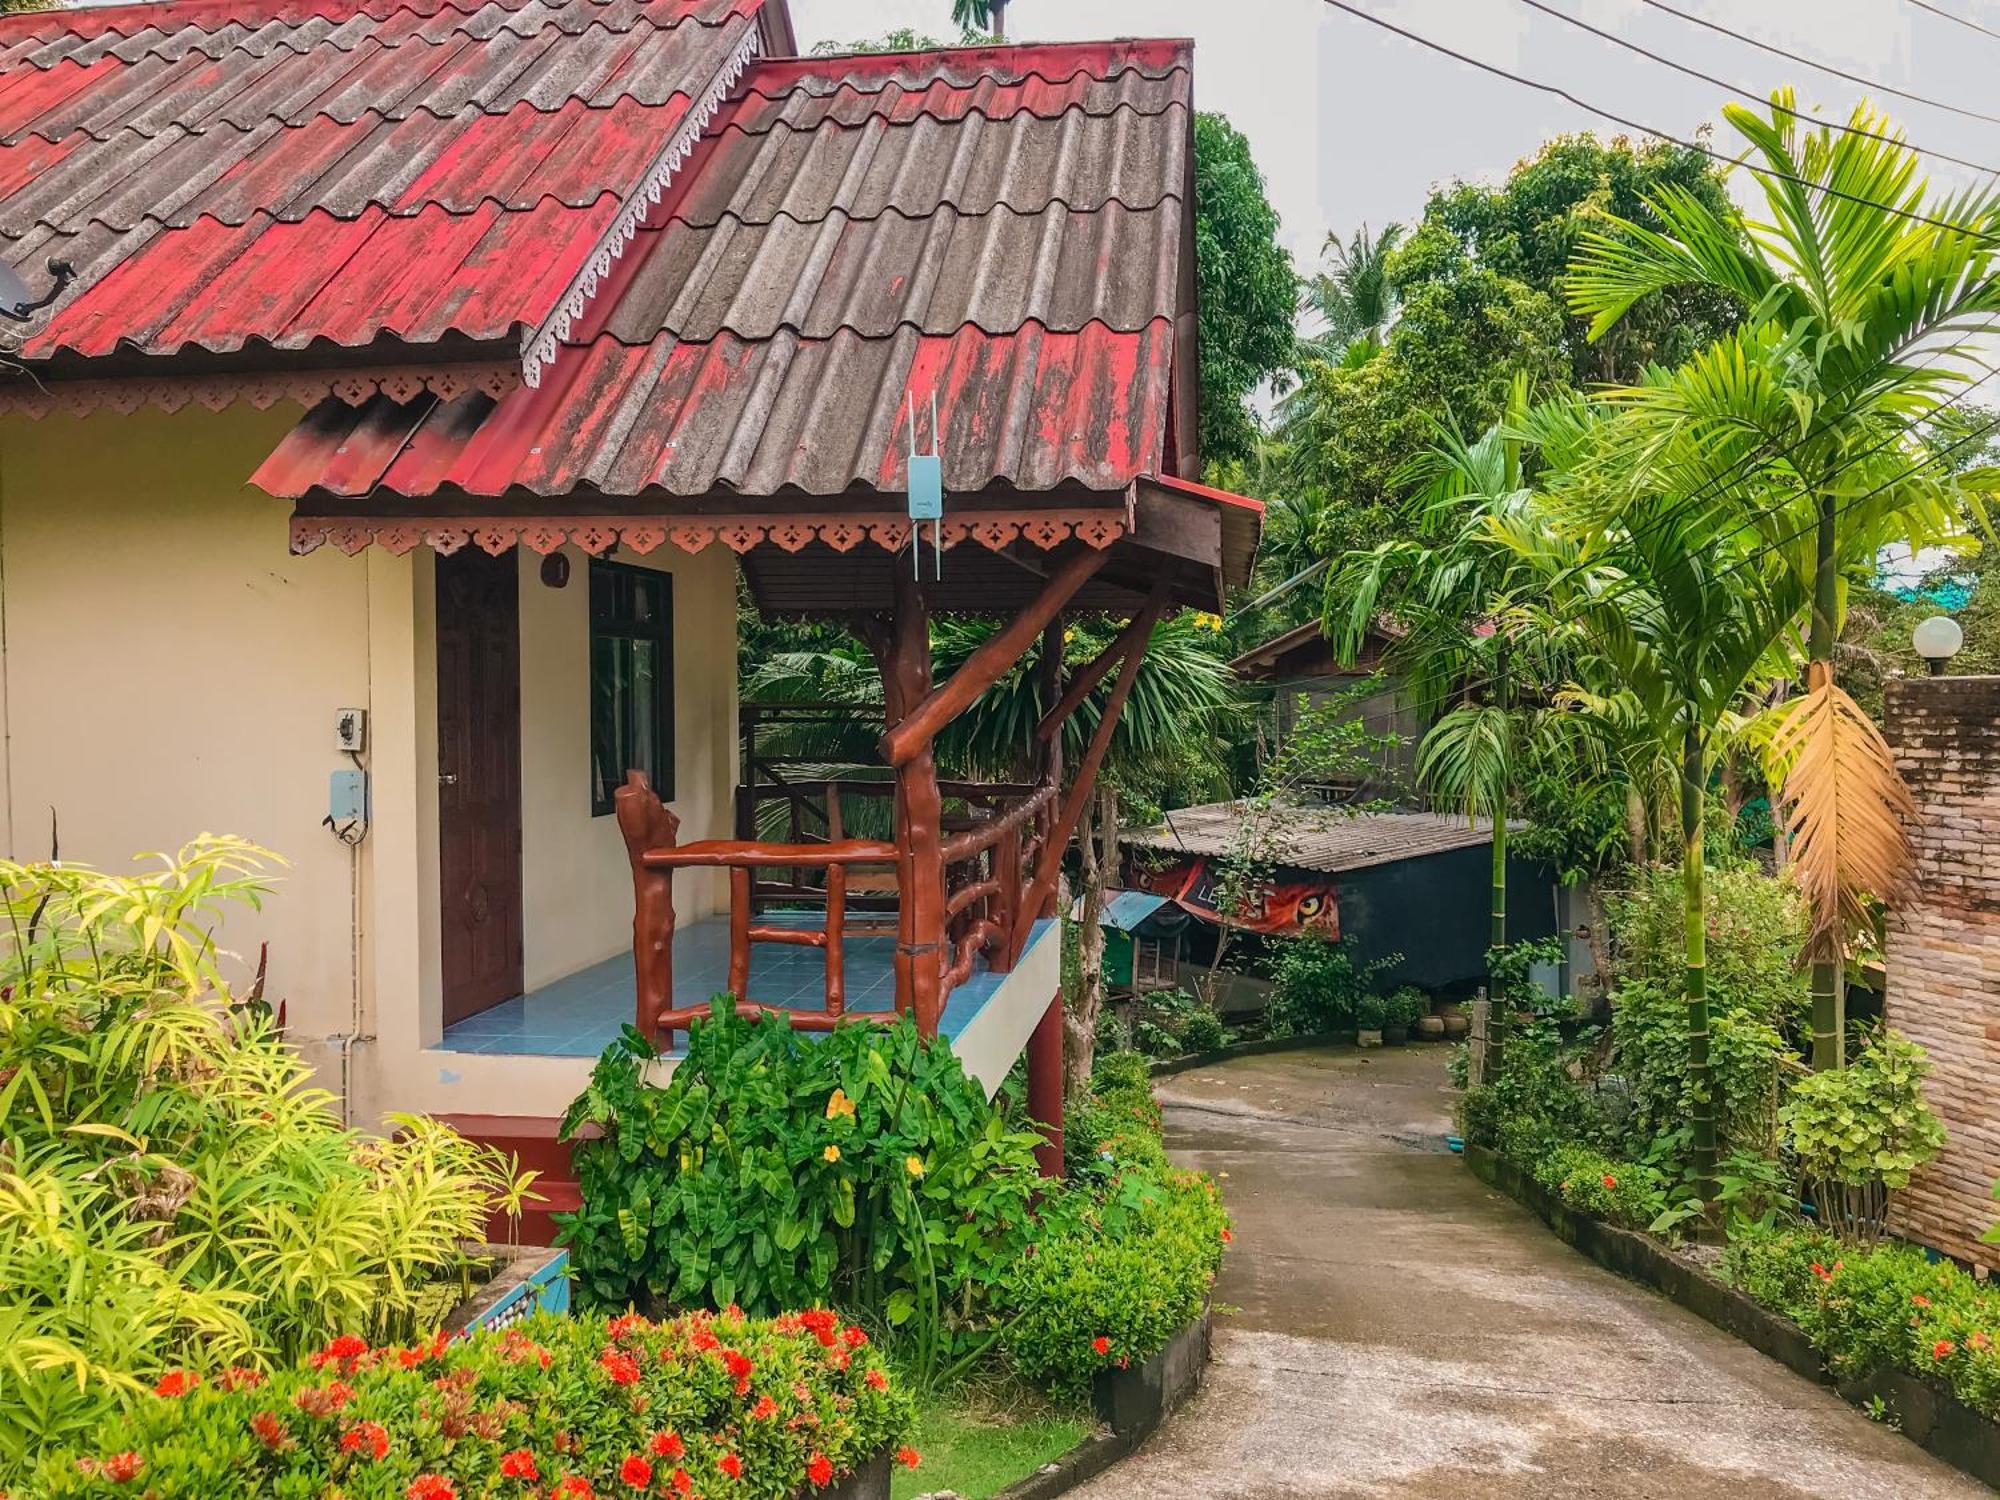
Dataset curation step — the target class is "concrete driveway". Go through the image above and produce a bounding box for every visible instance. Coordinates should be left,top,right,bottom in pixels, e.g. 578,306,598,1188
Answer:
1068,1046,1991,1500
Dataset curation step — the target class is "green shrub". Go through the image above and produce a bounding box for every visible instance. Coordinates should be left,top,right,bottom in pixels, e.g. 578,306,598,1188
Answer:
1723,1225,2000,1416
0,842,525,1470
30,1309,913,1499
1486,937,1568,1016
557,1002,1045,1377
1178,1005,1228,1055
1268,937,1396,1035
1781,1030,1946,1242
1467,1017,1610,1161
1007,1169,1228,1400
1125,990,1225,1059
1608,977,1791,1163
1066,1054,1168,1182
1606,864,1809,1011
1529,1143,1665,1229
1383,986,1430,1028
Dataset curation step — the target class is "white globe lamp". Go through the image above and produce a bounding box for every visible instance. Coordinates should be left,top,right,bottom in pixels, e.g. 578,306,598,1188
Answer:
1913,614,1964,677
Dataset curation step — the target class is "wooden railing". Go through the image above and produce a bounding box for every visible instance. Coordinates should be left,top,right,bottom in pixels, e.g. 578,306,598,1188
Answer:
617,769,1055,1042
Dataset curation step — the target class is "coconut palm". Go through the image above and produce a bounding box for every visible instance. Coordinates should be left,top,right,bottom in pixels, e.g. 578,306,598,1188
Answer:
950,0,1003,37
1568,91,2000,1066
1298,223,1404,367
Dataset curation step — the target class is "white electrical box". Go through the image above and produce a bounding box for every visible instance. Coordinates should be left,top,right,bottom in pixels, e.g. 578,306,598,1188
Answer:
335,708,367,754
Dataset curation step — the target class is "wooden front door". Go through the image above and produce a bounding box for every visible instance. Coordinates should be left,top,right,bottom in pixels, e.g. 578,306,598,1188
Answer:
436,549,524,1025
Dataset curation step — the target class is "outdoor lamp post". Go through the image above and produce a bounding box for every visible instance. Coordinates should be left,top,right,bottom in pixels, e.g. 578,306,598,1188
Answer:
1913,614,1964,677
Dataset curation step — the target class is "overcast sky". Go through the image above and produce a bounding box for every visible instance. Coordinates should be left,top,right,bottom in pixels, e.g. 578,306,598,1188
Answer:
790,0,2000,276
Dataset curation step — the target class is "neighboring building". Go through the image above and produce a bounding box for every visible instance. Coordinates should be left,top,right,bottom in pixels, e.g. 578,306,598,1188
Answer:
1121,800,1560,997
1229,620,1420,796
1094,889,1188,996
1883,676,2000,1269
0,0,1258,1218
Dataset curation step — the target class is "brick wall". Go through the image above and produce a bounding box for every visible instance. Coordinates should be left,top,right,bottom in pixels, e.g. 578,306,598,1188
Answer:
1883,675,2000,1268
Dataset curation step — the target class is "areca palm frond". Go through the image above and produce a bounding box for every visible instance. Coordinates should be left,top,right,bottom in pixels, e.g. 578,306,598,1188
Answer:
1764,665,1917,948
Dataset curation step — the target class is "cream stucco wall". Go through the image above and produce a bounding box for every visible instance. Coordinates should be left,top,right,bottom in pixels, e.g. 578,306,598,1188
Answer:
0,406,738,1125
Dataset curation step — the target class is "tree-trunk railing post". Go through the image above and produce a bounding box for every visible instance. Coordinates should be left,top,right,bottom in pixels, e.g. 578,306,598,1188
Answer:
615,770,681,1045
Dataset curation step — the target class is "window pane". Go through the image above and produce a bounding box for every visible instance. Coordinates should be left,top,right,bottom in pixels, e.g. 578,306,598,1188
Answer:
589,562,673,814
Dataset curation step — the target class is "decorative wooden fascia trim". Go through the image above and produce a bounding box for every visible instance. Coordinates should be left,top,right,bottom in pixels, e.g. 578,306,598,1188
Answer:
519,24,760,389
289,509,1132,558
0,363,518,420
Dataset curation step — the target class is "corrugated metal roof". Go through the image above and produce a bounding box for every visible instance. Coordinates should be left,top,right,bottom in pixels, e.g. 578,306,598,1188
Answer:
0,0,760,363
256,319,1177,497
254,37,1195,501
1123,801,1518,877
1099,889,1169,932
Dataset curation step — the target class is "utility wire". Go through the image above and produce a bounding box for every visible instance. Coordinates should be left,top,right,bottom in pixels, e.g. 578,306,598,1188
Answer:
1318,0,2000,242
1634,0,2000,127
1903,0,2000,45
1514,0,2000,177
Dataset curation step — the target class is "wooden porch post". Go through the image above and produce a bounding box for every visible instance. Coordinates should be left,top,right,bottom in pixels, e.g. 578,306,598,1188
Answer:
1027,990,1064,1177
614,771,681,1045
886,569,946,1036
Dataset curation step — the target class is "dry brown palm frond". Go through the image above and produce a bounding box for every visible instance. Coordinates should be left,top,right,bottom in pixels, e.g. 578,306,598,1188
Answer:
1765,663,1916,953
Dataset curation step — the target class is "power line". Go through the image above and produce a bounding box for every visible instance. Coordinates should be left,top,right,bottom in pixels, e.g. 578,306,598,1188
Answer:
1319,0,2000,244
1903,0,2000,45
1634,0,2000,127
1513,0,2000,178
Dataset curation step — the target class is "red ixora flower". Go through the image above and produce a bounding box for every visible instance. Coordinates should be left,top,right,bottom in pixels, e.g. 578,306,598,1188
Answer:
1936,1340,1957,1361
619,1455,653,1489
153,1369,200,1398
1220,1228,1233,1244
651,1430,685,1459
498,1449,539,1481
751,1395,779,1420
599,1350,642,1386
551,1478,594,1499
249,1411,289,1451
314,1333,370,1370
1913,1294,1933,1309
218,1365,267,1392
1601,1174,1618,1191
841,1325,869,1350
896,1448,922,1470
406,1476,456,1500
99,1453,145,1485
719,1452,743,1480
864,1369,889,1392
341,1421,391,1461
1091,1337,1112,1358
669,1468,694,1496
806,1453,834,1488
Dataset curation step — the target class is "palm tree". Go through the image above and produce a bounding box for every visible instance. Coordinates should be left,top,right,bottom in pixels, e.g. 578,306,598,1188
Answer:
1568,92,2000,1067
1328,376,1574,978
1299,223,1404,367
950,0,1004,37
1490,387,1806,1197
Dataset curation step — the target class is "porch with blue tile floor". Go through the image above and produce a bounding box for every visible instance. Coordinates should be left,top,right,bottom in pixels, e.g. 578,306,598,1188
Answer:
441,912,1054,1058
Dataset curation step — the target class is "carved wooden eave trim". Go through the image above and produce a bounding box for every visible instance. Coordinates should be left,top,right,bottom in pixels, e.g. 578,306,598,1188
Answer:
288,509,1132,558
0,364,519,420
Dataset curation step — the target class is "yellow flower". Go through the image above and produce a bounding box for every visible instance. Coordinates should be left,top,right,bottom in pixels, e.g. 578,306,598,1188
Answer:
825,1088,855,1121
823,1145,841,1163
905,1156,925,1178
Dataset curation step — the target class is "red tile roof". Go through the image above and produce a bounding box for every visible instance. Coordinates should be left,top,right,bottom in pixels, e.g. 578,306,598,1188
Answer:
0,0,761,364
256,37,1196,500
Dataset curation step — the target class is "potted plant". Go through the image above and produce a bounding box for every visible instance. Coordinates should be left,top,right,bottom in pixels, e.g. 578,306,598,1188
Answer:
1354,992,1388,1048
1382,987,1428,1046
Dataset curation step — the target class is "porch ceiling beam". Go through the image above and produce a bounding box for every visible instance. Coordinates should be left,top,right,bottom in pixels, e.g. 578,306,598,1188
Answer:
1014,581,1170,962
877,545,1111,769
1034,603,1158,744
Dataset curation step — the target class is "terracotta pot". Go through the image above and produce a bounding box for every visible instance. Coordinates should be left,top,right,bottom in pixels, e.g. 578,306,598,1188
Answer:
1440,1012,1470,1039
1382,1024,1410,1047
1416,1014,1447,1041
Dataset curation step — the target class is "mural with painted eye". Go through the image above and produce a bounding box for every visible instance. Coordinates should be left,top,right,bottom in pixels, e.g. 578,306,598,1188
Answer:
1148,858,1342,940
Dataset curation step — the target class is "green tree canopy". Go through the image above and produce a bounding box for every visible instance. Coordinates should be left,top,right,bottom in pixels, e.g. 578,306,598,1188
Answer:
1192,112,1297,467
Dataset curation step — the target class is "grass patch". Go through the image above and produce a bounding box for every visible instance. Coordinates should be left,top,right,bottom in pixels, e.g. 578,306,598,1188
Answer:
891,1373,1093,1500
